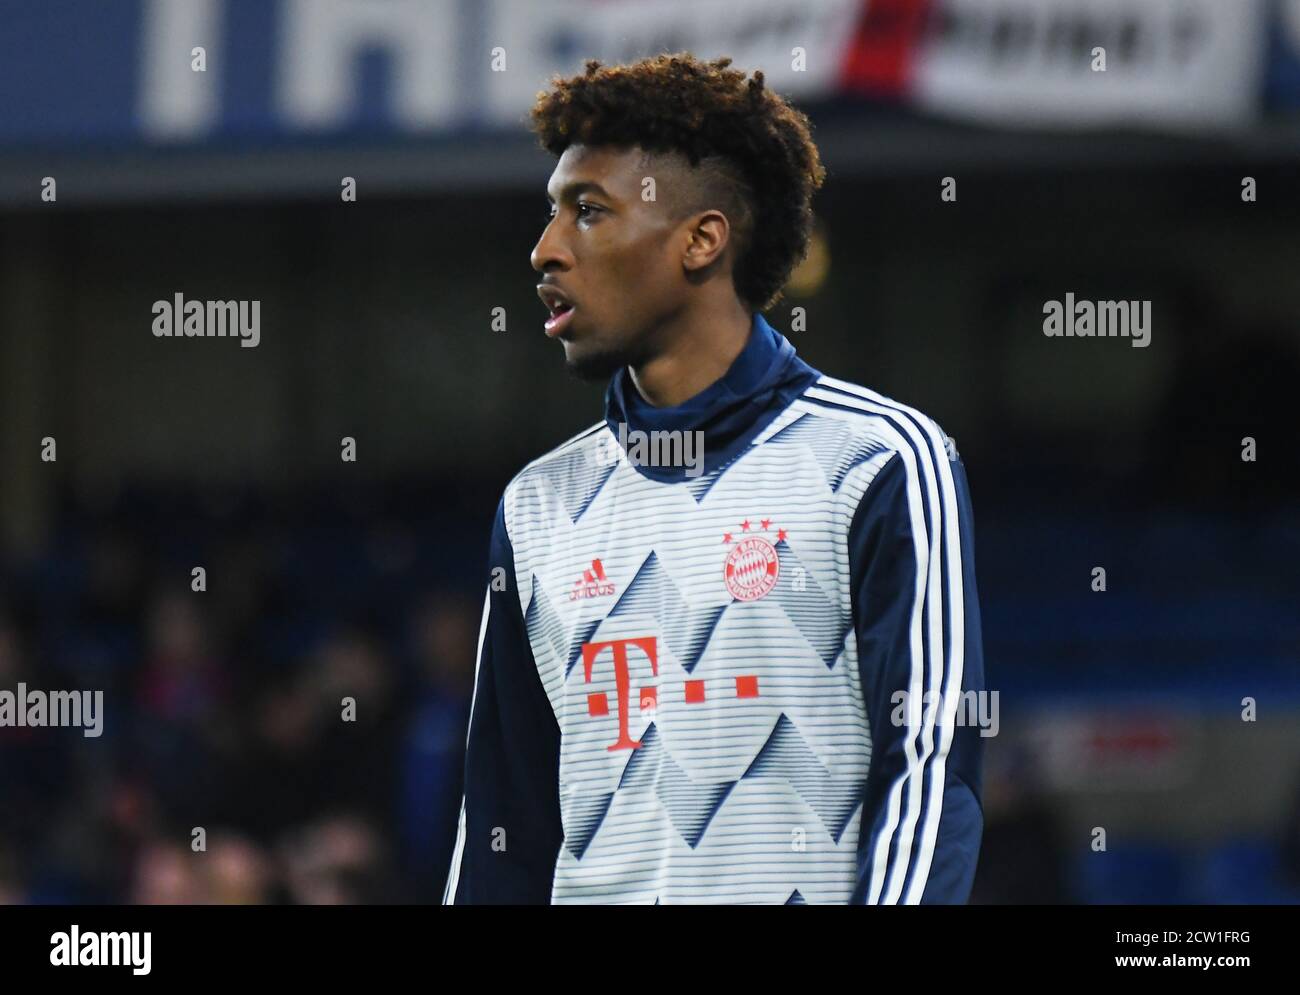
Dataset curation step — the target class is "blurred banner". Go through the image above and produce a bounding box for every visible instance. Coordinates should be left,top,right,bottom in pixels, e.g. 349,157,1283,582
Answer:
873,0,1266,128
0,0,1294,154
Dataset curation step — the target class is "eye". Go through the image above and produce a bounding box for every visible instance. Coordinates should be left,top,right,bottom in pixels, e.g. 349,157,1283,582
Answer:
541,202,602,228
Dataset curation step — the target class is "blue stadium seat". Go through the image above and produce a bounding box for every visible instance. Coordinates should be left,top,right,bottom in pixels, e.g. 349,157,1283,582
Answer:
1192,838,1300,904
1074,842,1192,904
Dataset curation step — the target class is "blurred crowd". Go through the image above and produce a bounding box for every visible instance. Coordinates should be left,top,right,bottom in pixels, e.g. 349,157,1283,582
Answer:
0,484,482,903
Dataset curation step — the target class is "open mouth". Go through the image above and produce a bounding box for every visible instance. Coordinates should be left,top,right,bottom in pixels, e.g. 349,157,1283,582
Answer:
544,302,575,336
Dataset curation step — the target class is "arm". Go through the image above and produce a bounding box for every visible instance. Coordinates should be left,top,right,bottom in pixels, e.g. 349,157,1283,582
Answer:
848,445,985,904
443,494,564,904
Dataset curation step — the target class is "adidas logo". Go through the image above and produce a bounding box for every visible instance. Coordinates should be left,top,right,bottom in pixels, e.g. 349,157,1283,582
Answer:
570,558,616,601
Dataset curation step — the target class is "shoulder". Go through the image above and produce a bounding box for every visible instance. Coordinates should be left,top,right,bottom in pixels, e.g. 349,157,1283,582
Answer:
773,373,967,513
499,419,611,539
793,373,959,462
509,419,609,485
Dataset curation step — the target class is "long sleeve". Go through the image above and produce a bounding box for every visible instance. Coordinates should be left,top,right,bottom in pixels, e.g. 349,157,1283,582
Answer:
442,495,564,904
847,445,985,904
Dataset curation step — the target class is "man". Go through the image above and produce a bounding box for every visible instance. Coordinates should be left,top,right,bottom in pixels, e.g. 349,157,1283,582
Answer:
444,52,984,904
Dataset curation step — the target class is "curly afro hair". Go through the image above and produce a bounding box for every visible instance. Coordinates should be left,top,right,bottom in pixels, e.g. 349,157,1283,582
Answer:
529,52,826,313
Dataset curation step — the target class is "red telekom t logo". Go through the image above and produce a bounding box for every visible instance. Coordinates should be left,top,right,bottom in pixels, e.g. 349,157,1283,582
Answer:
582,636,658,752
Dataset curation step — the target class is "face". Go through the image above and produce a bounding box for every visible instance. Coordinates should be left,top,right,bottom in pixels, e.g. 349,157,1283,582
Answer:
531,144,695,381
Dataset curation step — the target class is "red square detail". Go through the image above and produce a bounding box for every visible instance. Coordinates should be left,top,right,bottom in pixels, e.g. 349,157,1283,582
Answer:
735,675,759,698
684,680,706,703
587,692,609,716
639,686,657,710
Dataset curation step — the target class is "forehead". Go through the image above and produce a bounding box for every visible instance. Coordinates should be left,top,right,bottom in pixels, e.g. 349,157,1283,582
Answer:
545,144,666,200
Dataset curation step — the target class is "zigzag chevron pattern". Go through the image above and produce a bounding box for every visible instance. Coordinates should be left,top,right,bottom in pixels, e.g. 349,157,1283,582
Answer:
536,443,617,524
745,714,865,844
766,539,850,668
767,412,891,492
525,573,603,679
565,714,865,858
605,552,726,675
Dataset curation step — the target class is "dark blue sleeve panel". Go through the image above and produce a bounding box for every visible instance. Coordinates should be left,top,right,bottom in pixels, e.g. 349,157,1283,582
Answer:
443,495,563,904
847,448,985,905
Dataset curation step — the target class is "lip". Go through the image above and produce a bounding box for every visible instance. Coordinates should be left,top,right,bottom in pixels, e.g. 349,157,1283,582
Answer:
544,303,576,337
537,283,577,337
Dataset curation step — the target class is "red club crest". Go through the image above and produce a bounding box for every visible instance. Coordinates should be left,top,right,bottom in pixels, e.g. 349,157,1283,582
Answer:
722,518,783,601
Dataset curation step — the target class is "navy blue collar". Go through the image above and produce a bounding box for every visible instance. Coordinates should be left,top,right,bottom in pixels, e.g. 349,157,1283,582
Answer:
603,312,820,482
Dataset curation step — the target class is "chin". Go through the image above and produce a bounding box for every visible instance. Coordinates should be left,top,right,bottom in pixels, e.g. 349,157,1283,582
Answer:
561,340,634,383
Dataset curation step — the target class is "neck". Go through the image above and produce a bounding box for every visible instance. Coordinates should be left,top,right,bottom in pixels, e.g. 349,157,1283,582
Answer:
627,294,753,408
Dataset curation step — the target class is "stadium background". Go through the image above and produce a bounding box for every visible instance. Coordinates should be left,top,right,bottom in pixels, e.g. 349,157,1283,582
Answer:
1,0,1298,904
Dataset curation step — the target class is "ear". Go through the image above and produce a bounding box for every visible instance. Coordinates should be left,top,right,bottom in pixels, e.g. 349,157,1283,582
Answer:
681,210,731,273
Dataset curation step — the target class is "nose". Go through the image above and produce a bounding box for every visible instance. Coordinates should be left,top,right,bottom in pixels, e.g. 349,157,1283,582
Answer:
531,217,572,274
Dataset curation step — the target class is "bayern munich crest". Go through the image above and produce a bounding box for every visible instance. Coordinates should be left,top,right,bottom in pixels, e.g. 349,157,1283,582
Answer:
722,518,786,601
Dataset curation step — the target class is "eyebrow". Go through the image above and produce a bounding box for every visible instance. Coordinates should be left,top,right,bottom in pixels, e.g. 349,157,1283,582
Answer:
545,180,614,204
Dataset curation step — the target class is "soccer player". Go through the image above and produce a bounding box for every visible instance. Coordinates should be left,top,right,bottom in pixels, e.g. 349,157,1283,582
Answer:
444,53,984,904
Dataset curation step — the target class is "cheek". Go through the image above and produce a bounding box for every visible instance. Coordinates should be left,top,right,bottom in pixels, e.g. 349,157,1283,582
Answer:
577,223,679,318
606,230,677,292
